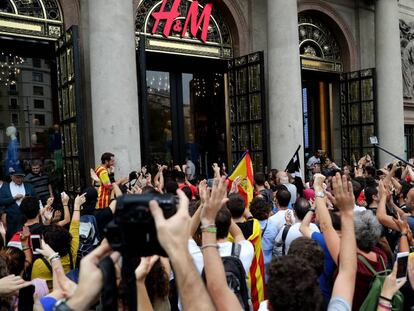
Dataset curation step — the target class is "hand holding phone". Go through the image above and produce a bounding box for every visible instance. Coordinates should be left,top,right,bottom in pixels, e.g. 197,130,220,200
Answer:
396,252,409,282
30,235,41,255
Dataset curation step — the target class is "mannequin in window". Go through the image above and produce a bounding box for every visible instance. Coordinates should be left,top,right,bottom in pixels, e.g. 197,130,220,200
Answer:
4,125,20,176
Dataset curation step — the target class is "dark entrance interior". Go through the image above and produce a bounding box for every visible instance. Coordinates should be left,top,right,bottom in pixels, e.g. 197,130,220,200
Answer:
139,52,228,177
301,69,340,160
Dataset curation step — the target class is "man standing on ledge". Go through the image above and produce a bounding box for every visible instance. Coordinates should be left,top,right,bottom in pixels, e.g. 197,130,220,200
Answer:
0,168,37,241
95,152,115,209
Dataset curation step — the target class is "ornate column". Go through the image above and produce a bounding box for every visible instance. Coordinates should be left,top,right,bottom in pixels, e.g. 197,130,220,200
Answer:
87,0,141,177
267,0,304,169
376,0,405,165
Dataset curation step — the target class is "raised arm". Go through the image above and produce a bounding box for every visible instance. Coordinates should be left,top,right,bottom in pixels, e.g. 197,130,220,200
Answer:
200,177,242,311
135,256,158,311
330,173,357,306
57,193,70,226
299,209,314,238
377,181,400,231
314,174,340,265
149,190,215,311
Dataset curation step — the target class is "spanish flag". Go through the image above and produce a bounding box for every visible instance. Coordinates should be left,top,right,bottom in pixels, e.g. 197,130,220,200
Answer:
228,151,254,207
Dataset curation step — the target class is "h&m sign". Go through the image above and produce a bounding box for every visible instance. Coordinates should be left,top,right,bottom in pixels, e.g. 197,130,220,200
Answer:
151,0,218,43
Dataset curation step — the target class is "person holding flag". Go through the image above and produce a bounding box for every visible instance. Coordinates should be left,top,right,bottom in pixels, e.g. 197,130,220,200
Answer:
227,151,266,310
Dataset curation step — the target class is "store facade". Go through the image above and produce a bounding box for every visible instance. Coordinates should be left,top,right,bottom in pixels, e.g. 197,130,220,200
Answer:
0,0,410,190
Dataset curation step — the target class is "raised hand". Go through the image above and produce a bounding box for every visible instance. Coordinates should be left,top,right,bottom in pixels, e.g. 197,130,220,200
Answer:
135,256,160,282
149,190,191,255
331,173,354,212
200,177,229,225
0,275,31,297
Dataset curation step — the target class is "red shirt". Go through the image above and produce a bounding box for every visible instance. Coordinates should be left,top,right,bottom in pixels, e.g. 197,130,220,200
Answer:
178,183,198,198
353,247,388,311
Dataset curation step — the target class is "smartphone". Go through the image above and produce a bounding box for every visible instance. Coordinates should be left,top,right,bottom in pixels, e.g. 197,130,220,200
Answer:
30,235,41,254
396,252,409,281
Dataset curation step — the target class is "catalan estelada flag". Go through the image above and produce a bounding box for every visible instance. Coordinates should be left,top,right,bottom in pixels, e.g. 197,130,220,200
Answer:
229,218,266,310
228,151,254,207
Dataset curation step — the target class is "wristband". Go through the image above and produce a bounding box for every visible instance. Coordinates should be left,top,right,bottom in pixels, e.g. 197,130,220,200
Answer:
201,227,217,233
200,244,219,250
379,296,392,302
200,224,216,230
378,301,392,310
55,300,74,311
48,253,60,262
22,246,30,251
401,232,408,237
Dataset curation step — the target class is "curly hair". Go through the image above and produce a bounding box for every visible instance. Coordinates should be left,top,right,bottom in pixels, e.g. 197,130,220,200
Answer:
0,247,25,276
145,258,169,303
249,197,271,221
354,210,382,253
268,256,322,311
288,237,324,276
43,225,72,257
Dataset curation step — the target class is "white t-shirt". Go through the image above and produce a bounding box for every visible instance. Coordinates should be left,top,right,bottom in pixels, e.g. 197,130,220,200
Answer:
9,182,25,206
188,239,254,275
268,210,295,235
275,222,320,255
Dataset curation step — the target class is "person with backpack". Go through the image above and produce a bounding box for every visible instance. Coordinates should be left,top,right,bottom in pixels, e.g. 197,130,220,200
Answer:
31,193,84,289
189,180,254,309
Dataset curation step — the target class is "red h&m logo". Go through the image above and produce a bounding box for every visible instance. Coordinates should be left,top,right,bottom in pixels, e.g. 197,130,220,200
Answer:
151,0,214,43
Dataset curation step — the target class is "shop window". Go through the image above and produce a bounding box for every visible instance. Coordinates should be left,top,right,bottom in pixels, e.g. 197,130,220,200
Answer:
9,98,18,109
11,113,18,125
34,99,44,109
33,86,44,96
33,58,41,68
34,114,45,126
32,72,43,82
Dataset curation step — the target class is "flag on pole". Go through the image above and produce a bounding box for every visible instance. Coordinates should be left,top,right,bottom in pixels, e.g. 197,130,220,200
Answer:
228,151,254,207
285,146,304,197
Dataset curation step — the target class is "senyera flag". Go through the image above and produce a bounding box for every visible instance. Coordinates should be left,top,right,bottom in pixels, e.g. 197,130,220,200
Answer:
227,150,254,207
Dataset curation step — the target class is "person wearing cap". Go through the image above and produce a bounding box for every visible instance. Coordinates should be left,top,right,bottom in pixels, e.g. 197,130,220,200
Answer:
0,168,36,242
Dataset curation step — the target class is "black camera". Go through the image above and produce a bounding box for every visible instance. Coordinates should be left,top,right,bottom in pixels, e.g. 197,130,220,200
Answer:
104,193,177,257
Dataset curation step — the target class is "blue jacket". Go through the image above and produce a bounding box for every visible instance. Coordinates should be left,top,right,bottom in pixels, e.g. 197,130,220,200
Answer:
0,182,37,241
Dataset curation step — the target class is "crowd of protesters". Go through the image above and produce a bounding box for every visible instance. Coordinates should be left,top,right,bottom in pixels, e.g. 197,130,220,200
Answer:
0,150,414,310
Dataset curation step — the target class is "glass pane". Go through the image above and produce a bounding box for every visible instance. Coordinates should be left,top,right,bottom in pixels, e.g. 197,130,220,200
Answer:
73,159,80,193
66,159,73,192
348,80,360,102
230,98,236,123
237,96,248,122
340,83,346,104
231,127,238,152
361,79,373,101
341,105,348,126
238,125,249,151
146,71,172,164
59,52,67,85
251,123,262,150
362,125,374,147
67,47,74,82
361,101,374,123
62,87,69,120
236,68,247,95
248,64,261,92
70,123,78,156
252,152,264,173
69,84,75,118
64,124,71,156
349,103,359,124
250,94,261,120
350,127,360,148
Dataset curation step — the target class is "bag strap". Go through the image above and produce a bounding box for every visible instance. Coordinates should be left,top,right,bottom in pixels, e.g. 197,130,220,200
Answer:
357,255,378,275
68,250,74,270
231,243,241,258
282,225,291,256
261,220,268,237
41,257,53,273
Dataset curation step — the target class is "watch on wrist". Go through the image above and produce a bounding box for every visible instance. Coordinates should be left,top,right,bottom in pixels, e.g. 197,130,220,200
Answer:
315,191,325,199
55,300,74,311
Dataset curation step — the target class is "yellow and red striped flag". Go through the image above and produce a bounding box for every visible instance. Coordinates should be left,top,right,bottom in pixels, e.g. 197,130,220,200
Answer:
228,151,254,207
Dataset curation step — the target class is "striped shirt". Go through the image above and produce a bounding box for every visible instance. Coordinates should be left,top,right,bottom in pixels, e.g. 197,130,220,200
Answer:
24,173,49,203
95,165,112,209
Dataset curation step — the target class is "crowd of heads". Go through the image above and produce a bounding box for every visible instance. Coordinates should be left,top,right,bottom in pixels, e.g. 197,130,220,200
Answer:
0,152,413,310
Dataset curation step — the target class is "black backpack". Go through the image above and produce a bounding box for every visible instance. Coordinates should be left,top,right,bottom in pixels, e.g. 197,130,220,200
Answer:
202,243,252,311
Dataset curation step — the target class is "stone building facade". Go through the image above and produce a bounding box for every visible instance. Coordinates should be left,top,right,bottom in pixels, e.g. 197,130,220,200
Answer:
0,0,412,190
